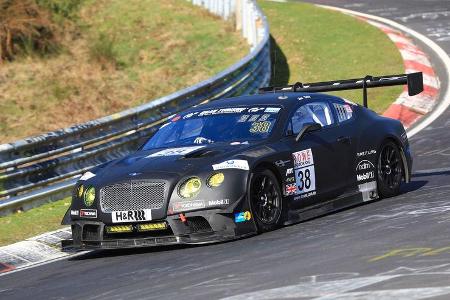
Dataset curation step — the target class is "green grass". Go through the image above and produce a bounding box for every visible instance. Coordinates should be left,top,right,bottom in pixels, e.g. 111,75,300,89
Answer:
0,0,247,142
0,198,70,246
259,1,404,113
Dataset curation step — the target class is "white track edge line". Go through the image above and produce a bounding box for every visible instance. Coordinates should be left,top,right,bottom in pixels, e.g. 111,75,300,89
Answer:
317,4,450,138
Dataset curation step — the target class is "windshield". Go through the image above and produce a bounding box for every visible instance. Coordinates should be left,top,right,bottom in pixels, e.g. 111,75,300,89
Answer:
143,106,281,149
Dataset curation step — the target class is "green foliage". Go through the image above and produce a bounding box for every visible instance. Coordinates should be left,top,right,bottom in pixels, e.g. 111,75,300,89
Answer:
89,32,121,68
36,0,84,20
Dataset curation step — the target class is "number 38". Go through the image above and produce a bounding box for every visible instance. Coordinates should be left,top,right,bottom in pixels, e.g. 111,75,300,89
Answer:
297,168,311,191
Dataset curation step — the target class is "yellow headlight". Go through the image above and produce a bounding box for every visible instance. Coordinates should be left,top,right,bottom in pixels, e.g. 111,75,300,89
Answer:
208,173,224,187
84,186,96,206
179,177,201,198
77,185,84,198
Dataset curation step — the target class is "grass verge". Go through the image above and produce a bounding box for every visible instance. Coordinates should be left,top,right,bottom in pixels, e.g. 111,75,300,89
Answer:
0,198,70,246
259,0,404,113
0,0,247,143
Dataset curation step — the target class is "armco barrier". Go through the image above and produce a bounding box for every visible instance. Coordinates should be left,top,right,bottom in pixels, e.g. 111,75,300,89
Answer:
0,0,271,216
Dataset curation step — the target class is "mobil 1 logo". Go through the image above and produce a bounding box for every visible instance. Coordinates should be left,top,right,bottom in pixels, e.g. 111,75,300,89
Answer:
292,148,316,196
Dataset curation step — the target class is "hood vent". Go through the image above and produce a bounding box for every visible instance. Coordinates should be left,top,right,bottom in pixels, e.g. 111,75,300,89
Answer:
183,148,221,159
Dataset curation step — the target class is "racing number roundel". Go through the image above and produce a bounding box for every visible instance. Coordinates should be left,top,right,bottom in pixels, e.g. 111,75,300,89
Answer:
292,149,316,196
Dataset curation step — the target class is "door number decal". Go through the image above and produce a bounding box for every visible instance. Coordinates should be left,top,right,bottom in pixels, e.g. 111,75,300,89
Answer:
292,148,316,195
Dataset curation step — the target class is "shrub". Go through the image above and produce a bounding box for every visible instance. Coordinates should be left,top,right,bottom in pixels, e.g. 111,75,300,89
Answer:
36,0,83,21
0,0,57,62
89,32,119,68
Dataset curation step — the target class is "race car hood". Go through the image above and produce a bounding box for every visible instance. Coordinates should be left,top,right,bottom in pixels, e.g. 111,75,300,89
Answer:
88,143,256,186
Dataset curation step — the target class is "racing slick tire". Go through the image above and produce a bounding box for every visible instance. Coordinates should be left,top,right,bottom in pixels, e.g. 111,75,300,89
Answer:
249,169,284,233
377,140,404,198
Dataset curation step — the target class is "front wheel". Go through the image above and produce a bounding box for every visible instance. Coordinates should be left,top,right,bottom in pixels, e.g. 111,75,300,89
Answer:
249,169,283,232
377,141,404,198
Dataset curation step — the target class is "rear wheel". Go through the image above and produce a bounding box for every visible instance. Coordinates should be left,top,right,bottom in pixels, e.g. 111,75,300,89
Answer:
249,169,283,232
377,141,403,198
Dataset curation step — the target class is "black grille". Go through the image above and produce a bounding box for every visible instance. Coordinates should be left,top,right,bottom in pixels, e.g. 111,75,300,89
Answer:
100,180,166,213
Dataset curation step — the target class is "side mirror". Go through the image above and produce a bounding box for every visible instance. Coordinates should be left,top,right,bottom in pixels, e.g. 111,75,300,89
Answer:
295,123,322,142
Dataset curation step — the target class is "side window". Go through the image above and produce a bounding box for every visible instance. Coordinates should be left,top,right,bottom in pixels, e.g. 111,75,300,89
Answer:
333,102,354,123
180,118,203,139
288,102,335,135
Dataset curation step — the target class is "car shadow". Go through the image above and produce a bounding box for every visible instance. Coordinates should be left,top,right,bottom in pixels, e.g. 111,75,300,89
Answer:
400,179,427,194
269,35,290,86
67,237,246,260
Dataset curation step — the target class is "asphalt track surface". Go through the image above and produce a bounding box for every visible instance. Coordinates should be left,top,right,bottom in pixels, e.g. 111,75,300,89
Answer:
1,1,450,299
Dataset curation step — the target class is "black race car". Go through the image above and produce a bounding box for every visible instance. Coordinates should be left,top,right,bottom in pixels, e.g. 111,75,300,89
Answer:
62,73,423,250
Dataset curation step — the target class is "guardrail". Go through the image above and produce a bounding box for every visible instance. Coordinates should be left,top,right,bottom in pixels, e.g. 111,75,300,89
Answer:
0,0,271,216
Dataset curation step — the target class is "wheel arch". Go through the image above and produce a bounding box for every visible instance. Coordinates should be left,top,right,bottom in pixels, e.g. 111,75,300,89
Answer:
253,161,284,188
379,135,411,183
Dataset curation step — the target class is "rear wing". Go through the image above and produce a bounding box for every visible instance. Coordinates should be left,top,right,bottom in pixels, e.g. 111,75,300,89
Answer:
258,72,423,108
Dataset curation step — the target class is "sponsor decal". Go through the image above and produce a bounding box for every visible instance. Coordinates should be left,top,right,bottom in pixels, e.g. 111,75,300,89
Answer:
297,95,312,101
286,168,294,176
264,107,281,113
358,181,378,202
259,114,270,121
79,171,95,181
70,210,79,216
208,199,230,206
248,114,260,122
248,107,265,113
357,171,375,182
238,114,250,122
112,209,152,223
173,200,206,212
344,104,353,113
294,191,317,201
212,160,249,171
183,112,199,119
293,148,314,168
357,149,377,157
356,160,375,171
275,159,290,167
292,148,316,196
147,146,204,157
80,209,97,218
285,183,297,195
235,211,252,223
286,176,295,183
193,137,213,144
198,107,247,116
171,115,181,122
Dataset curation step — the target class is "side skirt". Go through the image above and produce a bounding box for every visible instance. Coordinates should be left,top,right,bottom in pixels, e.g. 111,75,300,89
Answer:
283,185,378,226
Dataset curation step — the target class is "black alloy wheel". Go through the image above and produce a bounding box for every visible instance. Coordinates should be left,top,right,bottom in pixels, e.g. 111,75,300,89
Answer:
377,141,403,198
249,169,283,232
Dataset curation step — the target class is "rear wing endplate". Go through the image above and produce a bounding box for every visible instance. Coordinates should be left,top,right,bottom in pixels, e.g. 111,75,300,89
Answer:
258,72,424,108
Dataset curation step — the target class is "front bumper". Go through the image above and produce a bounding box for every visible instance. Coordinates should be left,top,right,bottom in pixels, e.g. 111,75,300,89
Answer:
62,208,257,251
61,231,249,250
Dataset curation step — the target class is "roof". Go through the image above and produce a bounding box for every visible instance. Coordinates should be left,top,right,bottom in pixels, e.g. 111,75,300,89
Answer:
189,92,345,112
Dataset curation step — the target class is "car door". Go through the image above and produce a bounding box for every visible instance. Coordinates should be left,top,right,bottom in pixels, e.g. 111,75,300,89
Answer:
284,100,353,209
